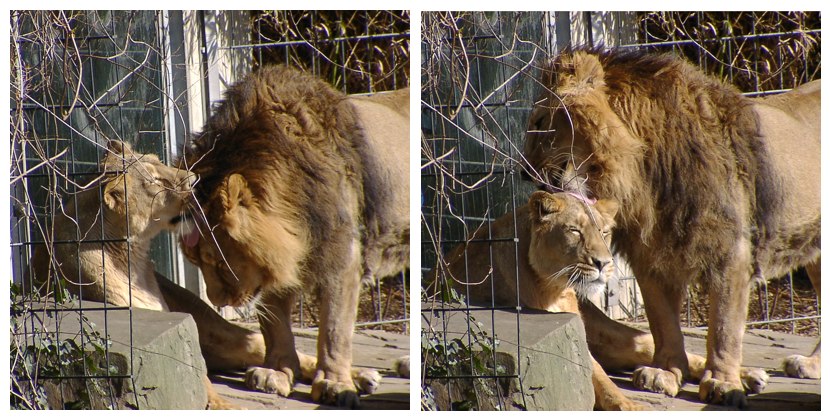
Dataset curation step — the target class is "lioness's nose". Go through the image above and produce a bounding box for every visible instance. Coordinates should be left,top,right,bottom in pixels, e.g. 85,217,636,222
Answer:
181,171,197,190
592,257,611,271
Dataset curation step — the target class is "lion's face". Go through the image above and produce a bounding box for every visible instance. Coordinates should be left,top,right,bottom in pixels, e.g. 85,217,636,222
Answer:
181,173,306,307
527,191,618,299
523,51,643,203
524,98,597,197
181,223,266,307
102,141,193,238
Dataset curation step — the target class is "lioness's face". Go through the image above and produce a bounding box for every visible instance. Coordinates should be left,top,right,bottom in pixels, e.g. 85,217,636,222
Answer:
103,141,193,237
528,191,618,299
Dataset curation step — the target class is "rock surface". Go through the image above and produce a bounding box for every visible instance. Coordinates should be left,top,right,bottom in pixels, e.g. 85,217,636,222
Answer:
17,302,208,409
422,305,594,410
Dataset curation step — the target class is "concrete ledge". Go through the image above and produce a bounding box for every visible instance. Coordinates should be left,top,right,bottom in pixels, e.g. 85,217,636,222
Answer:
16,301,208,409
423,304,594,410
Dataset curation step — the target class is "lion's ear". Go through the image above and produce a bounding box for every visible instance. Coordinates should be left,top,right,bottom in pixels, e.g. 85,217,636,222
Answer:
594,199,619,221
222,174,253,211
559,51,606,95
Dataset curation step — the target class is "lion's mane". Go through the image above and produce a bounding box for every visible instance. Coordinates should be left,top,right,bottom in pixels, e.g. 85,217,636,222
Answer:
536,47,785,274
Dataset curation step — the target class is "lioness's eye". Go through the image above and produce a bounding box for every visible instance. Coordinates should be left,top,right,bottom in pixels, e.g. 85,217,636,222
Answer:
568,227,581,236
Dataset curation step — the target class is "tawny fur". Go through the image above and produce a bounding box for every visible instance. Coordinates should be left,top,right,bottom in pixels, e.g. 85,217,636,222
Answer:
523,47,820,407
181,65,409,407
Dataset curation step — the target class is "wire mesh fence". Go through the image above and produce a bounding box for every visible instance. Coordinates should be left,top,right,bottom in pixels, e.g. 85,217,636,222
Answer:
11,10,179,409
420,11,820,410
10,10,410,409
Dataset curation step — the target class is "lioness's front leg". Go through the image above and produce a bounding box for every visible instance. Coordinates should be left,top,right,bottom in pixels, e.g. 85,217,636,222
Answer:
631,277,688,397
591,358,647,410
311,254,363,408
245,291,301,396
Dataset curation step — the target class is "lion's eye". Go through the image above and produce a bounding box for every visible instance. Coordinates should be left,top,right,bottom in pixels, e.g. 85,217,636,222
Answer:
568,227,581,236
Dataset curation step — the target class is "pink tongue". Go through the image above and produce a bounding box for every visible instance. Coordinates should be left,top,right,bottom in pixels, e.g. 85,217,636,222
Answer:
183,228,200,248
567,191,597,206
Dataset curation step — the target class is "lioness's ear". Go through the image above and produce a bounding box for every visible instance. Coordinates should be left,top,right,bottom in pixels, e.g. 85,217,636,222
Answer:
594,199,619,220
103,176,128,210
102,140,138,172
221,174,253,211
531,191,565,216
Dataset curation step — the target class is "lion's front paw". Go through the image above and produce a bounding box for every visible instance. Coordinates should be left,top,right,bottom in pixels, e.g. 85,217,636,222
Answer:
631,367,681,397
782,355,821,379
699,371,747,408
740,367,769,394
245,367,293,396
312,377,360,408
354,369,382,395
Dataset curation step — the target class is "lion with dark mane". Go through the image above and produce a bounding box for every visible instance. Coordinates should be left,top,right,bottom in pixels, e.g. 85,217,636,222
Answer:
181,66,409,407
523,47,819,408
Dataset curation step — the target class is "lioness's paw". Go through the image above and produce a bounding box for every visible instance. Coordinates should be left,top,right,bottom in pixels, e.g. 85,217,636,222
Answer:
354,369,382,395
245,367,292,396
740,367,769,394
782,355,821,379
599,395,649,411
312,378,360,409
631,367,681,397
699,372,747,409
394,355,410,378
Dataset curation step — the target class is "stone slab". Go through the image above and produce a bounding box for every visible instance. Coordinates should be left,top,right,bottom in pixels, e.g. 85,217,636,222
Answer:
209,327,411,409
15,301,208,409
422,305,594,410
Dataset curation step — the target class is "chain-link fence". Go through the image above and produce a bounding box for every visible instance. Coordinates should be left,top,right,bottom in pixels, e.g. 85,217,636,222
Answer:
420,11,820,410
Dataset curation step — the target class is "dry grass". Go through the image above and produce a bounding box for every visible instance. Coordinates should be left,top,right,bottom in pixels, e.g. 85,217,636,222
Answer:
682,273,819,337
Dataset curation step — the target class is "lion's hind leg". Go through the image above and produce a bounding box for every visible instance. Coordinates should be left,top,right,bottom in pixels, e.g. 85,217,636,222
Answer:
783,259,821,379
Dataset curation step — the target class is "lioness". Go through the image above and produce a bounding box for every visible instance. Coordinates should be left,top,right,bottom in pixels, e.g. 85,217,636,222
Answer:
523,47,820,407
181,65,409,407
434,191,768,410
25,140,380,408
